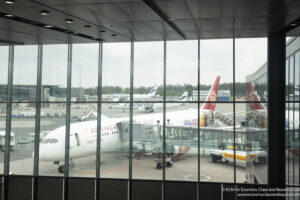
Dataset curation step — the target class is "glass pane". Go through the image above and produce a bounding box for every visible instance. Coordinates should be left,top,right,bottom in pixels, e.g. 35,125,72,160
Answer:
100,103,128,179
69,103,97,177
42,45,68,101
71,44,98,102
165,103,197,181
38,103,66,176
0,46,8,102
237,103,267,184
285,34,300,187
236,38,267,102
10,103,35,175
12,45,37,102
134,41,163,102
200,103,234,183
166,40,197,102
132,107,163,180
200,39,233,102
0,104,6,174
102,43,130,102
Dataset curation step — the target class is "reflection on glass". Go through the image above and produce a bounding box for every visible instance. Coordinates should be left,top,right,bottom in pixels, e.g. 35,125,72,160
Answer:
12,46,37,102
42,45,68,101
200,39,233,101
0,104,6,173
166,41,197,102
134,42,163,102
102,43,130,101
200,103,234,183
132,108,164,180
100,103,128,179
10,103,36,175
72,44,98,102
69,103,97,177
236,103,268,184
0,46,8,102
236,38,267,102
165,103,197,181
39,103,65,176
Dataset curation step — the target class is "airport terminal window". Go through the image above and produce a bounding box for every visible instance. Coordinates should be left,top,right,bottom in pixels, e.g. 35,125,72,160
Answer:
134,41,163,102
0,104,6,172
42,45,68,100
71,44,98,102
0,38,270,186
12,46,37,102
0,46,8,102
166,40,197,102
285,35,300,187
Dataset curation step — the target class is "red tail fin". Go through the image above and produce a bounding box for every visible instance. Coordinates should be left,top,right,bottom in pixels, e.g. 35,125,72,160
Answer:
202,76,220,111
246,82,265,110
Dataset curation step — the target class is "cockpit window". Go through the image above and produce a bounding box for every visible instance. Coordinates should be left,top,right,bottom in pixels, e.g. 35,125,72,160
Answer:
50,139,58,143
41,138,50,144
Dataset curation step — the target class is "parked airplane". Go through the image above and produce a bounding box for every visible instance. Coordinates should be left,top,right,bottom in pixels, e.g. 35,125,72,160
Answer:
37,77,221,173
112,85,158,101
114,91,189,112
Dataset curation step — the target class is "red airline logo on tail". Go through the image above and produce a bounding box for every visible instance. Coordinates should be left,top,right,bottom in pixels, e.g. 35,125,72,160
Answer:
202,76,220,111
246,82,264,110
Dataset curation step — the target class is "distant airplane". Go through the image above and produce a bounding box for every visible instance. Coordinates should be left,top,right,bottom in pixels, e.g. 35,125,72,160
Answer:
37,76,221,173
114,91,189,112
112,85,158,101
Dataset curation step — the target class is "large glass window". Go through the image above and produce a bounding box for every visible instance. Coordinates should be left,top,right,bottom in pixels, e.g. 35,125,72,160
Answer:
0,38,270,186
42,45,68,100
0,104,6,173
39,103,66,176
71,44,98,102
102,43,130,101
285,32,300,187
166,40,197,102
134,42,163,102
10,104,36,175
12,46,38,102
0,46,8,102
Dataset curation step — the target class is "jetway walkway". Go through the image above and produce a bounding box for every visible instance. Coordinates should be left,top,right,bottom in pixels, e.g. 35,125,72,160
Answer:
116,121,267,154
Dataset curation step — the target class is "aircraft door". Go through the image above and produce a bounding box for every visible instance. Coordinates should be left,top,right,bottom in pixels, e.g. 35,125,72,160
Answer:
70,133,80,148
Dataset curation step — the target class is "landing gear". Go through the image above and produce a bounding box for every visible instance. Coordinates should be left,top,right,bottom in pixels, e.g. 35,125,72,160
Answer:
155,154,173,169
58,165,64,173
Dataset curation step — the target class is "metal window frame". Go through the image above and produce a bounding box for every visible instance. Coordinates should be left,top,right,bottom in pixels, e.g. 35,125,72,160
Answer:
0,36,281,200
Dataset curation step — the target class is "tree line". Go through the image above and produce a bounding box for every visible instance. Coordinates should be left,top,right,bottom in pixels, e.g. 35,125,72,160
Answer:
84,82,249,97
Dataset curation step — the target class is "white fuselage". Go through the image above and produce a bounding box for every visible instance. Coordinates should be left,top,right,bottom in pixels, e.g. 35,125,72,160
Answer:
38,108,212,162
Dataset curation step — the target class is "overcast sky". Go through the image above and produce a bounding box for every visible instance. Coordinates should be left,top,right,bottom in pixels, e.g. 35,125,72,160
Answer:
0,38,267,88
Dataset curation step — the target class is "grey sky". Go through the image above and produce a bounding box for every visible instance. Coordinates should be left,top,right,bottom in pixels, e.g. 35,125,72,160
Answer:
0,38,267,88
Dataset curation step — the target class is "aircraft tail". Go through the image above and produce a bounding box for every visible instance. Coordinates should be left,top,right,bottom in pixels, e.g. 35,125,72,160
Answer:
201,76,220,111
147,85,158,96
246,82,265,110
179,92,188,101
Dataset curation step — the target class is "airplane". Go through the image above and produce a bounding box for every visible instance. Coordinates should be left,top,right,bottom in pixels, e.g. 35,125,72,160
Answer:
112,85,158,101
114,91,189,112
37,76,221,173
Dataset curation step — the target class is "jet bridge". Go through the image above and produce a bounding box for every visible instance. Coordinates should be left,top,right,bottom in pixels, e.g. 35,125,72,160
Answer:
116,121,267,155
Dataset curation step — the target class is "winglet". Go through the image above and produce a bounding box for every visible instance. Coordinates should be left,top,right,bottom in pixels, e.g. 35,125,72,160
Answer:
246,82,265,110
201,76,220,111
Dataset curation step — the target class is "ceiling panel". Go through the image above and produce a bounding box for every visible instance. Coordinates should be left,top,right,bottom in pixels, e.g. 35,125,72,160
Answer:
0,0,298,44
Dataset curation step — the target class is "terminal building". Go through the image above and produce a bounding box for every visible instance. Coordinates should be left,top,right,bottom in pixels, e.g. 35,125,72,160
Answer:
0,1,299,200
